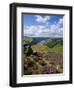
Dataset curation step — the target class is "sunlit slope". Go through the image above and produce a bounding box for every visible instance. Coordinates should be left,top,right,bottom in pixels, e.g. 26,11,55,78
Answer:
23,37,63,54
32,43,63,54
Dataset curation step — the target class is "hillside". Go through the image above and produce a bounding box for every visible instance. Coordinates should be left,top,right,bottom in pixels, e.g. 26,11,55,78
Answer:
23,37,63,75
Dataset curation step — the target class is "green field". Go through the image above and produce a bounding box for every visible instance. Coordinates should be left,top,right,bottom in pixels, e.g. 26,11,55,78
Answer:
23,37,63,54
32,44,63,54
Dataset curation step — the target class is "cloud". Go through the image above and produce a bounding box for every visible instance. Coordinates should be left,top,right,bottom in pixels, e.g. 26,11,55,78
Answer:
24,25,63,38
24,18,63,38
51,18,63,33
58,18,63,24
35,15,50,23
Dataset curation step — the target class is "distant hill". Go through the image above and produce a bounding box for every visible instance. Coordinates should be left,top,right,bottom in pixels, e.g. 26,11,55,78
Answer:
23,37,63,45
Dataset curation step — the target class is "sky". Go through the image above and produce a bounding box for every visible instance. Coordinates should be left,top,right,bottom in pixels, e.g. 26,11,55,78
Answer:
22,14,63,38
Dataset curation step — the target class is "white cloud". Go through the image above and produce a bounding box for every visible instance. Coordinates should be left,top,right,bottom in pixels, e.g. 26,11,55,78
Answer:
24,17,63,38
24,26,38,36
24,24,63,38
35,15,50,23
58,18,63,24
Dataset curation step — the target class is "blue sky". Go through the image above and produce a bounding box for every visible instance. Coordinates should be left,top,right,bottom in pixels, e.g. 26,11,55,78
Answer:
22,14,63,38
